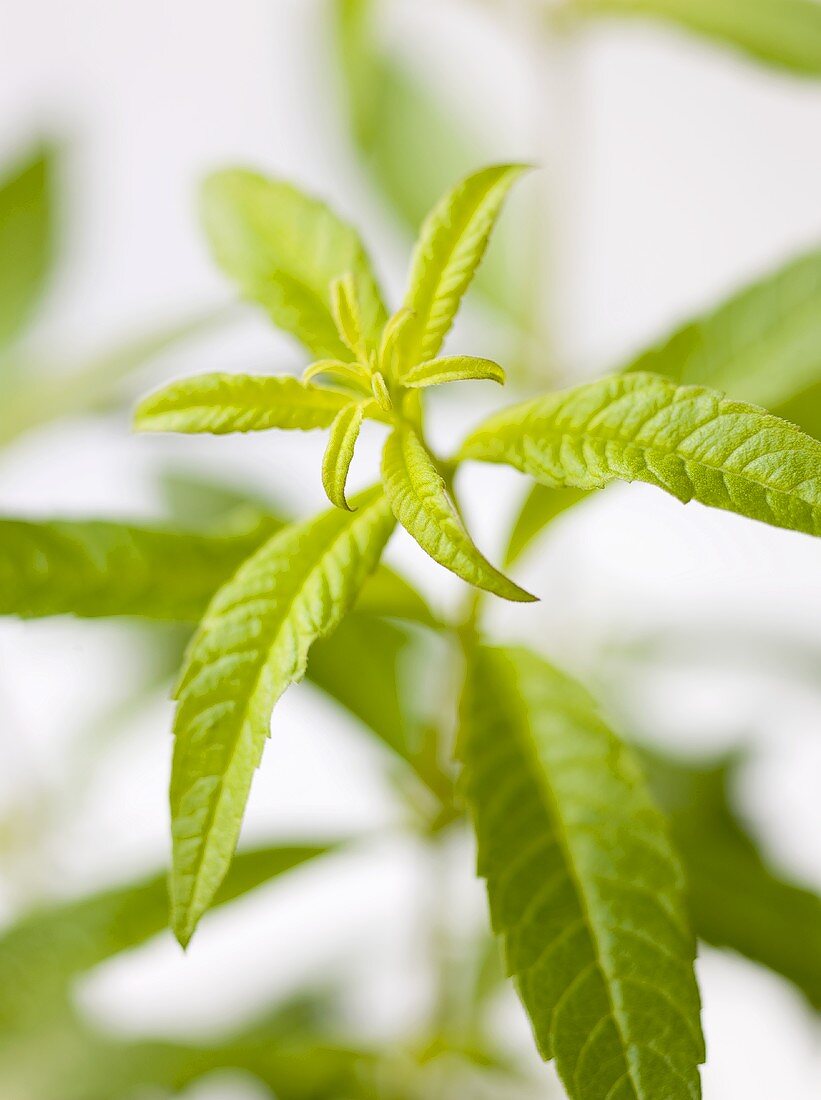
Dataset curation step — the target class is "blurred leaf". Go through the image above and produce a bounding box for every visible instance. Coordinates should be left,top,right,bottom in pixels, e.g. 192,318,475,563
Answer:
462,371,821,537
0,844,335,1032
0,144,55,357
310,615,454,808
201,169,387,358
169,487,394,946
0,512,438,627
504,483,592,566
352,563,440,627
770,376,821,440
568,0,821,76
623,249,821,426
0,517,280,622
333,0,529,328
0,1015,373,1100
643,750,821,1009
0,307,235,446
458,644,704,1098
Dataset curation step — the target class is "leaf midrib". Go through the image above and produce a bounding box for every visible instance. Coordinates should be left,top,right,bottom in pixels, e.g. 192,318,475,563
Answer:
503,398,820,506
180,491,389,924
509,673,641,1099
407,174,508,360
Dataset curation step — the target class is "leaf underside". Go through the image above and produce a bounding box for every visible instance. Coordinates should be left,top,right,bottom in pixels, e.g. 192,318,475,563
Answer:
459,644,704,1100
461,371,821,537
382,426,535,602
170,486,395,945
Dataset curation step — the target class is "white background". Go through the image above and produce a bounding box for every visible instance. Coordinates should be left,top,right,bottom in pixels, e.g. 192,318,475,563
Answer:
0,1,820,1096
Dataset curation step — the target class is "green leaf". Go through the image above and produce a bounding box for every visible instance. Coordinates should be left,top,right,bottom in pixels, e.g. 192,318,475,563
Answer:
644,749,821,1010
0,144,55,355
400,165,529,366
0,517,278,622
0,843,332,1031
567,0,821,77
459,644,704,1099
170,486,395,946
352,563,440,628
201,169,387,358
0,514,433,629
505,484,593,566
333,1,528,328
135,373,355,434
461,371,821,537
623,249,821,416
330,271,369,360
322,401,365,510
400,355,505,389
381,426,535,603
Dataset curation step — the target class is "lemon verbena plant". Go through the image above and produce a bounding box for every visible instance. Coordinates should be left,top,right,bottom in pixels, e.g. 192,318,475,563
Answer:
133,164,821,1100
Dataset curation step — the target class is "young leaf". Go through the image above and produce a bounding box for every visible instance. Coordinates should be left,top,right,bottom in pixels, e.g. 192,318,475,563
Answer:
302,358,371,395
568,0,821,77
135,373,354,434
201,169,387,358
623,248,821,417
322,402,365,510
505,484,592,566
461,371,821,537
0,843,332,1031
381,426,535,603
400,164,529,365
0,518,278,621
400,355,505,389
170,486,394,946
0,143,55,354
333,1,529,328
459,644,704,1099
330,272,368,359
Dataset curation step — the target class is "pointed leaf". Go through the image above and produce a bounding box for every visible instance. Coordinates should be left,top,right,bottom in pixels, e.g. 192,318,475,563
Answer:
135,373,354,434
0,143,55,354
330,272,368,359
201,169,387,358
322,402,365,510
381,426,535,602
623,248,821,420
170,486,394,946
459,644,704,1099
569,0,821,77
400,355,505,389
333,1,529,327
461,371,821,537
400,164,529,365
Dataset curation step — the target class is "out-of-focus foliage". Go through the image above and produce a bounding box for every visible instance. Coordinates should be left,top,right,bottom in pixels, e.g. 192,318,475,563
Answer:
333,0,531,332
0,144,55,359
643,751,821,1010
566,0,821,76
623,249,821,435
